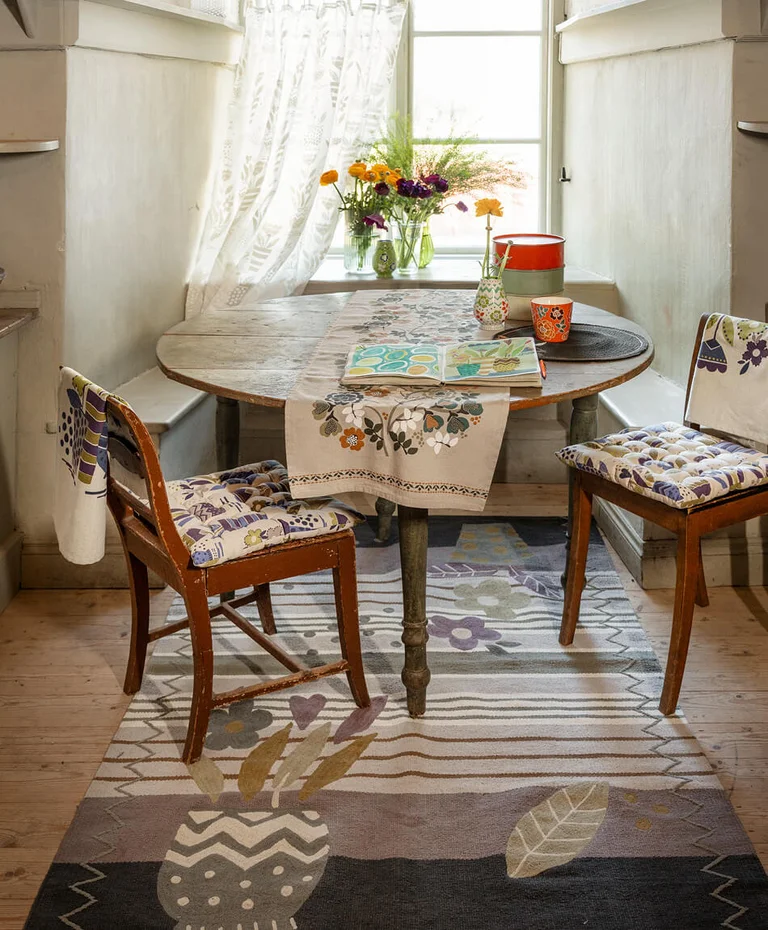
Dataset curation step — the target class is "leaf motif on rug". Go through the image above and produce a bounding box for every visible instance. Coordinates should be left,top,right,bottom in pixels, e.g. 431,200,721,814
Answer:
186,757,225,803
238,724,292,801
300,733,378,801
505,782,609,879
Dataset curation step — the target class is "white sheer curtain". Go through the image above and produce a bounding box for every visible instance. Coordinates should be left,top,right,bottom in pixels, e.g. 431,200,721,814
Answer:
186,0,408,316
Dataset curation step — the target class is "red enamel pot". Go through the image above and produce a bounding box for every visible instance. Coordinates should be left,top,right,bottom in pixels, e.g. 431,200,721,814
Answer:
493,233,565,271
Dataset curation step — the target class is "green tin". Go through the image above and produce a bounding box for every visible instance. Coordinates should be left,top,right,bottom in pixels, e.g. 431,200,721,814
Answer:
498,266,565,297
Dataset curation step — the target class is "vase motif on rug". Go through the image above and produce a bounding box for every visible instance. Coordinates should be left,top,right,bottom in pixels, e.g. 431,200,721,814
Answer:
157,809,329,930
474,277,509,330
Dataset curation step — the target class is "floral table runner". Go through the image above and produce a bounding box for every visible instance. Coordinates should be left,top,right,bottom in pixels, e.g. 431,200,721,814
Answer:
286,290,511,511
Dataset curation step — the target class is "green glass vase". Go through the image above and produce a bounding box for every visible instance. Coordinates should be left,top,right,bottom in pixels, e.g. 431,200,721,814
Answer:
417,219,435,269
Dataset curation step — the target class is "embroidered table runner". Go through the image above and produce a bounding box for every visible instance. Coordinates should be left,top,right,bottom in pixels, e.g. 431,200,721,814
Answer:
286,290,512,511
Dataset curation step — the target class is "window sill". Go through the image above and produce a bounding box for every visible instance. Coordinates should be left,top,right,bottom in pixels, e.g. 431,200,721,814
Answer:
305,257,617,308
87,0,242,32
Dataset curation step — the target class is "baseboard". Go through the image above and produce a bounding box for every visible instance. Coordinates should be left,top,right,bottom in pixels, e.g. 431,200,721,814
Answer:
0,531,22,612
595,500,768,588
21,542,165,589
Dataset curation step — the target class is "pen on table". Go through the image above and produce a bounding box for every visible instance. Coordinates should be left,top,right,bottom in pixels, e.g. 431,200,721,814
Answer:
539,359,547,380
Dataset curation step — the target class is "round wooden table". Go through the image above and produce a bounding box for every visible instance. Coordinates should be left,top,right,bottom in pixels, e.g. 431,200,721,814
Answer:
157,293,654,714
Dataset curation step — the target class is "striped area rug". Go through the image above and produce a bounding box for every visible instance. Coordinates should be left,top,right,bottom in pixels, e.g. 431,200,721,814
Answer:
25,517,768,929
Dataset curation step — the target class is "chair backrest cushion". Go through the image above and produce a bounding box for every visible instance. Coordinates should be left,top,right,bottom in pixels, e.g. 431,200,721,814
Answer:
686,313,768,445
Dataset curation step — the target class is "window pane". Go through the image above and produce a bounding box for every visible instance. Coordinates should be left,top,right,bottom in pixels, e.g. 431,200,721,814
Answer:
426,144,541,249
413,0,543,32
413,37,541,140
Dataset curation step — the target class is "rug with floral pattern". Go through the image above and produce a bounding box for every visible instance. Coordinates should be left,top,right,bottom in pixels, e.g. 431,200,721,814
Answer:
25,517,768,929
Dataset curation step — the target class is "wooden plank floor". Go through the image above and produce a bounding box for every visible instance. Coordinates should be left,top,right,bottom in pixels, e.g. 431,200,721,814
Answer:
1,539,768,926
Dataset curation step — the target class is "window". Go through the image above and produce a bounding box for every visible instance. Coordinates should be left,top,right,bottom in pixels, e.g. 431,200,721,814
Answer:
398,0,553,253
329,1,558,256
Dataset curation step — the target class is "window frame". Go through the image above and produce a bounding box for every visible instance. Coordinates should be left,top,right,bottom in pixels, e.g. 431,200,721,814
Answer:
390,0,563,255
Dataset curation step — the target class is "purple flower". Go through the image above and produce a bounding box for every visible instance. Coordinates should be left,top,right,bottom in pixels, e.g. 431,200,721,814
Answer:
433,177,449,193
455,201,469,213
374,181,390,196
396,178,416,197
739,337,768,373
427,615,502,651
415,183,433,199
363,213,387,230
423,173,440,184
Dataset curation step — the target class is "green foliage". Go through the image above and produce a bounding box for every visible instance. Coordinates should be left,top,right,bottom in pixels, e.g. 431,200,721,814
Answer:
370,114,528,197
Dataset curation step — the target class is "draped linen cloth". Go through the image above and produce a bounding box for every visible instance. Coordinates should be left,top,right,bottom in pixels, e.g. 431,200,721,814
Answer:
54,368,114,565
186,0,407,316
286,290,512,511
686,312,768,445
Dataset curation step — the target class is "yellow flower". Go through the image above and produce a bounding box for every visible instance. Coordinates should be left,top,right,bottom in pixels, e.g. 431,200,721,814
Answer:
475,198,503,218
348,162,367,178
369,163,389,181
319,169,338,186
363,170,378,182
385,169,402,184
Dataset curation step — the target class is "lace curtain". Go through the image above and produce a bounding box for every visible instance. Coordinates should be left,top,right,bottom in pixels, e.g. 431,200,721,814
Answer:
186,0,408,315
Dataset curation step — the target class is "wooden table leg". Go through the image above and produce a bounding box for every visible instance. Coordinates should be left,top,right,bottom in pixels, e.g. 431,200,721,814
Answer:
562,393,600,587
398,505,430,716
216,396,240,471
375,497,396,544
216,396,240,602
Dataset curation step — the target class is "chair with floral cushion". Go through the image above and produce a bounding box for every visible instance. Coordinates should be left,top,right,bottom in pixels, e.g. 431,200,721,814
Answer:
557,313,768,714
104,390,370,764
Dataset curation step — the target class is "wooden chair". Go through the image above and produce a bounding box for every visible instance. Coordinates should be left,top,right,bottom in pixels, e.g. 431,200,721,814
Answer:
559,312,768,715
104,394,370,763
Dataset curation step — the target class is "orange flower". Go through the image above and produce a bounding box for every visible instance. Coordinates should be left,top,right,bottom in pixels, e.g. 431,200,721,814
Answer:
369,163,389,181
319,169,338,186
385,169,402,184
475,197,503,218
339,427,365,451
348,162,367,179
363,170,377,182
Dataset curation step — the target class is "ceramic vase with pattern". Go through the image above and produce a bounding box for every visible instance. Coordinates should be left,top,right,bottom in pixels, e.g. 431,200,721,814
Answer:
373,238,397,278
157,809,330,930
473,278,509,330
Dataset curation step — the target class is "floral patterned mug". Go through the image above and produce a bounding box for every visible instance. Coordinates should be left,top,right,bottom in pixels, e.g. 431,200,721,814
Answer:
530,296,573,343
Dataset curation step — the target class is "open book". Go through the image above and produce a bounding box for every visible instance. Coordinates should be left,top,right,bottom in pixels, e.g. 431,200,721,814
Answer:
341,338,542,388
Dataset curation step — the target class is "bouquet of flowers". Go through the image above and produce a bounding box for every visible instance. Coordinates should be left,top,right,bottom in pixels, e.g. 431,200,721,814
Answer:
320,162,400,272
384,174,467,271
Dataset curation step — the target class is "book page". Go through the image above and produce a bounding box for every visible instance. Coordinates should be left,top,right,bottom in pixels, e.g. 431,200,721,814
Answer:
443,339,539,383
343,343,442,384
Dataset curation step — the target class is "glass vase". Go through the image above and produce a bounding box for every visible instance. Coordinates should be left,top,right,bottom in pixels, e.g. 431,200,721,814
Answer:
394,221,424,275
417,219,435,269
344,221,377,275
373,238,397,278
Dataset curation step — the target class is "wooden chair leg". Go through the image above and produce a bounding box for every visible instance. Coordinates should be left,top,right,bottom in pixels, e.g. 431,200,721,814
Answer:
254,584,276,634
183,578,215,764
123,552,150,694
695,539,709,608
659,523,699,715
560,472,593,646
333,535,370,709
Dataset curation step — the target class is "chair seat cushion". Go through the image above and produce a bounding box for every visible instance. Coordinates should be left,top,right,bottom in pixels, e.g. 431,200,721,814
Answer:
167,460,365,567
556,422,768,510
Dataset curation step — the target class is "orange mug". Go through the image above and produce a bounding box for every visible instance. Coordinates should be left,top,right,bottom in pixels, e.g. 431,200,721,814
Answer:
530,297,573,343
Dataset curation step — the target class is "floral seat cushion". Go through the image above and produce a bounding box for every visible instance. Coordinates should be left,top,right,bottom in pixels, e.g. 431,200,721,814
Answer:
167,460,365,567
556,423,768,510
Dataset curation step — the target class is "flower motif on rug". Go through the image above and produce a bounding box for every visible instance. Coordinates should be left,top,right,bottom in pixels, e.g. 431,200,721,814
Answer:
453,578,530,619
428,615,502,650
205,702,274,751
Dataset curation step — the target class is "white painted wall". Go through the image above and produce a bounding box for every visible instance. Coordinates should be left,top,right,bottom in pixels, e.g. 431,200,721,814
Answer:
63,47,229,385
732,40,768,321
562,40,734,383
0,10,234,588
